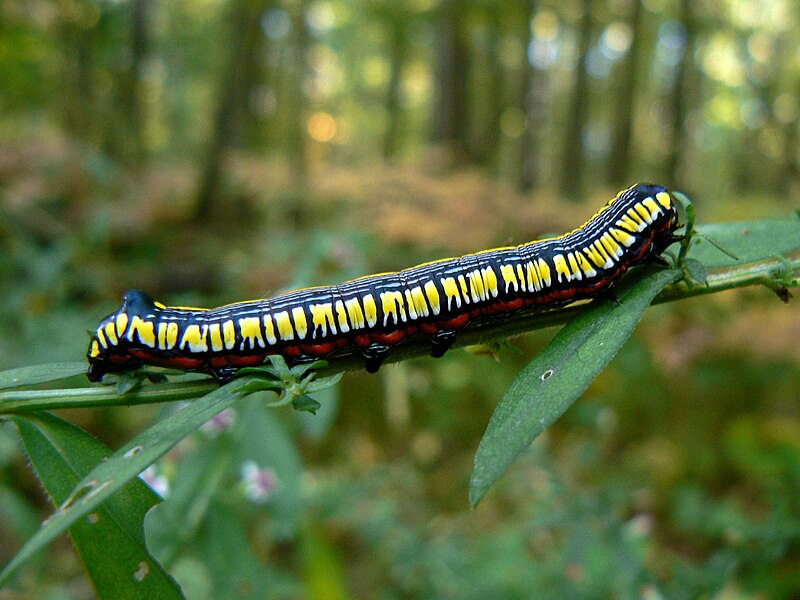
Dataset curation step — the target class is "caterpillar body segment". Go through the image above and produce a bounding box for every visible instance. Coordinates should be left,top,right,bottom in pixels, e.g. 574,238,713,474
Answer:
87,183,680,383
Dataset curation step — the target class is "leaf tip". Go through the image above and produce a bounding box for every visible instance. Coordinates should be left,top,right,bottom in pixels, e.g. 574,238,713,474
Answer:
468,475,489,508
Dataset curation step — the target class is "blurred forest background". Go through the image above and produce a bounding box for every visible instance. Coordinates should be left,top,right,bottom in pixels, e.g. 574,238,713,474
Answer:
1,0,800,597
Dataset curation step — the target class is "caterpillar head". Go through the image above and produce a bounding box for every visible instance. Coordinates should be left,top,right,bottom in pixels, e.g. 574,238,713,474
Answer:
626,183,682,252
86,290,159,382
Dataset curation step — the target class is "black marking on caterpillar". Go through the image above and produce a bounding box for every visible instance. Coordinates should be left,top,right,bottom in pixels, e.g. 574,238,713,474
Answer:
87,183,681,383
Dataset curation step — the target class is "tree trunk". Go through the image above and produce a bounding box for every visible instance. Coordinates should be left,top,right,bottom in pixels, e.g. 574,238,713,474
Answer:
383,24,407,162
285,0,310,228
239,1,272,148
782,110,800,197
432,0,470,164
471,3,504,171
559,0,593,201
121,0,148,167
58,7,95,142
606,0,643,187
772,37,799,196
193,0,264,222
665,0,696,187
518,0,541,192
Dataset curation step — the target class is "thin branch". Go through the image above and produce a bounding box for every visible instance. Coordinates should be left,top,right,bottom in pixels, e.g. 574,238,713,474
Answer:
1,255,797,414
0,380,215,415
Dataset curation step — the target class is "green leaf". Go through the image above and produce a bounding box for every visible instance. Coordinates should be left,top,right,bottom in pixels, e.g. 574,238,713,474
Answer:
185,500,273,597
235,379,285,395
296,384,340,441
146,437,235,567
0,363,87,390
10,413,182,599
470,267,681,507
235,399,304,538
0,379,245,587
683,258,708,286
289,359,328,378
304,371,343,393
298,521,349,600
292,394,321,414
690,218,800,268
116,372,145,395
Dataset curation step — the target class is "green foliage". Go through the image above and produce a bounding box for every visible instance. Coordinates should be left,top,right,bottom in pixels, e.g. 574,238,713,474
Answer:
0,210,797,596
0,363,87,390
236,356,344,413
692,219,800,268
0,362,340,593
144,398,307,597
11,412,182,598
0,383,235,588
470,267,681,506
2,1,800,595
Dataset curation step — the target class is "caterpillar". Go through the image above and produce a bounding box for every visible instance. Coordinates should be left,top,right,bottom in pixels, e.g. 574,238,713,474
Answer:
87,183,680,383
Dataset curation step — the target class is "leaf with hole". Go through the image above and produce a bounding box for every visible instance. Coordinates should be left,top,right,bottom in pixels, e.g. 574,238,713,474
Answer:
469,267,681,507
10,412,182,599
0,379,244,587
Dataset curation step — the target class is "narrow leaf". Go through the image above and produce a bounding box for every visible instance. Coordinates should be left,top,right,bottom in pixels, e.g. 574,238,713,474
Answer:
683,258,708,286
235,399,305,536
690,219,800,268
187,500,273,597
305,371,344,393
470,268,681,507
0,363,87,390
145,438,234,566
11,413,182,599
292,394,321,414
0,379,245,586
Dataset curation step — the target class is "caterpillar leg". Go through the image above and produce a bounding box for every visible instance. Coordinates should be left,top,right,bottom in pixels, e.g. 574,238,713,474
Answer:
429,329,457,358
362,343,391,373
211,366,239,383
597,288,621,305
648,254,671,267
87,361,111,383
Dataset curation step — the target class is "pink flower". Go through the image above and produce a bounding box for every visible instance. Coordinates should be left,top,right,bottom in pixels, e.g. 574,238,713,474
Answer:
240,461,279,503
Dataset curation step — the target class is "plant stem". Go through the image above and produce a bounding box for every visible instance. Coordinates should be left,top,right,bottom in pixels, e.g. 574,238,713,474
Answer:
1,255,797,413
0,380,215,414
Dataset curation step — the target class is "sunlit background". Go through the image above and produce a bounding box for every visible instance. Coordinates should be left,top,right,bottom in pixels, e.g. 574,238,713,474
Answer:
1,0,799,597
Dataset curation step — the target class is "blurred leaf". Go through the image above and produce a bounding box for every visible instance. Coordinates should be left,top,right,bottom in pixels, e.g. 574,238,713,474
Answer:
296,384,340,441
150,397,306,593
0,486,41,541
0,363,87,390
146,436,235,568
305,371,344,393
722,415,800,486
189,500,274,598
470,267,681,506
292,394,321,414
690,219,800,268
299,521,349,600
235,399,304,539
167,557,213,600
683,258,708,286
0,379,244,586
10,413,182,599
